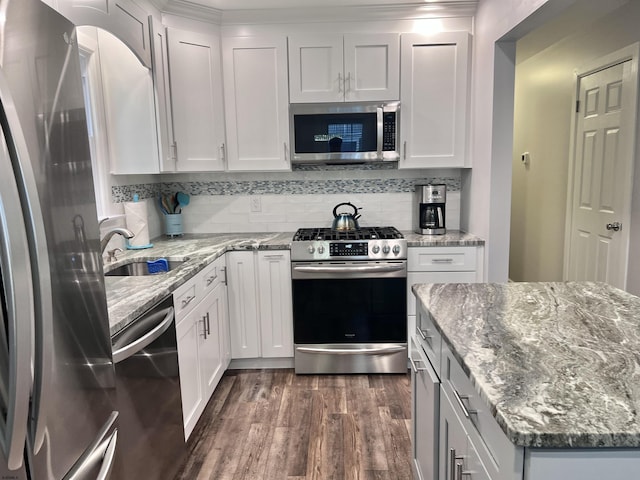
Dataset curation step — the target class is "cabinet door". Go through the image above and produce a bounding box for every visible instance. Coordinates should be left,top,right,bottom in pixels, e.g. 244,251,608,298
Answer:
175,311,203,440
399,32,470,168
226,252,260,358
150,19,175,172
199,284,225,399
223,36,290,171
440,389,469,480
257,251,293,358
56,0,151,67
343,34,400,102
467,436,493,480
167,27,225,172
288,34,344,103
411,339,440,480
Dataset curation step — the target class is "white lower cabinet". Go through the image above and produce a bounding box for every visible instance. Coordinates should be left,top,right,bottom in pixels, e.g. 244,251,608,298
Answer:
175,256,229,440
411,338,440,480
408,246,480,357
227,250,293,359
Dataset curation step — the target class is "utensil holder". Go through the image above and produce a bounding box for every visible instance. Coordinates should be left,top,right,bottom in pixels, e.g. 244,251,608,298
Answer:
163,214,183,237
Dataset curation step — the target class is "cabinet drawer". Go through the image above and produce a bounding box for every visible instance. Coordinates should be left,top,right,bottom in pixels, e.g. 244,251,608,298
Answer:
201,256,226,296
408,247,477,272
442,343,518,479
415,304,442,375
174,276,200,321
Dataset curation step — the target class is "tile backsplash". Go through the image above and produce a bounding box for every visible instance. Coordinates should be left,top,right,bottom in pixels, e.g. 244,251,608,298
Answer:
112,168,461,237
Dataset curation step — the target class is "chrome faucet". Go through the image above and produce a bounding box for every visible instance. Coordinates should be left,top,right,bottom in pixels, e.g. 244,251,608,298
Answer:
100,227,135,254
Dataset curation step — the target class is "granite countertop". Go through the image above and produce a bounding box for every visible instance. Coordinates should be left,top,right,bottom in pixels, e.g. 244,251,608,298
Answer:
412,281,640,449
402,230,484,246
106,229,484,335
105,232,293,335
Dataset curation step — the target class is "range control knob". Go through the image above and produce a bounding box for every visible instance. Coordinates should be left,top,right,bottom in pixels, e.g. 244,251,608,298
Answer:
317,245,325,254
372,245,380,254
307,245,315,254
392,245,401,255
382,245,391,254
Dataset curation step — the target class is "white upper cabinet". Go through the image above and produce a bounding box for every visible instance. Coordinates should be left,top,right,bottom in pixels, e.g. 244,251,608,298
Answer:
166,27,226,172
56,0,152,67
399,32,471,169
288,33,400,103
149,17,175,172
222,36,290,171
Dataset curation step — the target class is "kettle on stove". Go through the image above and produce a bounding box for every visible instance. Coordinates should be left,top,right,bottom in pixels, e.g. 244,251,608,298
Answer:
331,202,361,231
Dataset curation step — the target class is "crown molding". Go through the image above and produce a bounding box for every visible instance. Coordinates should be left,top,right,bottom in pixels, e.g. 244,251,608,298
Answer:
152,1,476,25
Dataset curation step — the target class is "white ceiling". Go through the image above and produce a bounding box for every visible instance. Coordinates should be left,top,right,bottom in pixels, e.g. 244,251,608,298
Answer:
161,0,464,11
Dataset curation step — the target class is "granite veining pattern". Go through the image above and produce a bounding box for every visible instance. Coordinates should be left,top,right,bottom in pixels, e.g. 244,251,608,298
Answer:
402,230,484,246
412,282,640,448
105,232,293,335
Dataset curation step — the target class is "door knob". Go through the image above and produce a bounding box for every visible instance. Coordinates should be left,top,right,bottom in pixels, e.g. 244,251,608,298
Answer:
606,222,622,232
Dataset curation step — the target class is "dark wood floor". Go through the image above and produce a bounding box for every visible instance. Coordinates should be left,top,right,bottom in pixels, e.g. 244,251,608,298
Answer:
175,369,413,480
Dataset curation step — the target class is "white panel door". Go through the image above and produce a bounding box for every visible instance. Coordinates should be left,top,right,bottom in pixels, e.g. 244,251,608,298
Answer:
167,27,225,172
399,32,470,168
567,61,634,289
226,251,260,358
288,34,344,103
150,18,175,172
175,312,203,440
343,34,400,102
199,284,224,399
257,251,293,358
223,36,290,171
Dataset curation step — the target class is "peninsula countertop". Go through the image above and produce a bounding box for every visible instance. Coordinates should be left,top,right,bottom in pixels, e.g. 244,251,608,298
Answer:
412,281,640,449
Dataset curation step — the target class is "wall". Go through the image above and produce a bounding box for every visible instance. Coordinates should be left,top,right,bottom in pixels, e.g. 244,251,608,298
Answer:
509,0,640,294
466,0,590,281
111,167,462,236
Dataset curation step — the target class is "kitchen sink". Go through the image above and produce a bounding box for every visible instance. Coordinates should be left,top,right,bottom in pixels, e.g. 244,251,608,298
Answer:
104,258,187,276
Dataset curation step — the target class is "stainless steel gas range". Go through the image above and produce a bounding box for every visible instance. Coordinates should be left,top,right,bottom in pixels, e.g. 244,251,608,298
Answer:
291,226,408,374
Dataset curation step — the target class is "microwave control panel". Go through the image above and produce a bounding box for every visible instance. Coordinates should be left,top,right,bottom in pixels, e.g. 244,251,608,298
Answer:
382,112,396,152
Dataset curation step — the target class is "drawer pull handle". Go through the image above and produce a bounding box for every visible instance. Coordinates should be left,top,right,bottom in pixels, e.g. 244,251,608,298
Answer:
409,356,427,373
181,295,196,308
206,275,216,286
432,258,454,264
417,326,432,341
452,388,477,419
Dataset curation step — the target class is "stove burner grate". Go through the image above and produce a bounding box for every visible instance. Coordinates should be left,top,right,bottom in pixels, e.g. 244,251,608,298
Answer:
293,226,404,242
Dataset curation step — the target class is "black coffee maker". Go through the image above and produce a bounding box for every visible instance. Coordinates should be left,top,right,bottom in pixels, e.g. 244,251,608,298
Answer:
414,184,446,235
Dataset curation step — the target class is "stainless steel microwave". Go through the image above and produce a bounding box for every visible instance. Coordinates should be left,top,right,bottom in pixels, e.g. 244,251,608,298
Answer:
289,102,400,164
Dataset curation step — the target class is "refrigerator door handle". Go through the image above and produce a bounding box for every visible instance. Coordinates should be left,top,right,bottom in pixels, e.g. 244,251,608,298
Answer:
64,411,119,480
0,107,34,469
0,69,55,454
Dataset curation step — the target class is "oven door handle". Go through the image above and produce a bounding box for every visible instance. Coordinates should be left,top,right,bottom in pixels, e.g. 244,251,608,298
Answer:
296,345,406,355
292,264,405,274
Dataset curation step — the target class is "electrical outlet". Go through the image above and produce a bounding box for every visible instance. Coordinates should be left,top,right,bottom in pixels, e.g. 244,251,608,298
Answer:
250,196,262,212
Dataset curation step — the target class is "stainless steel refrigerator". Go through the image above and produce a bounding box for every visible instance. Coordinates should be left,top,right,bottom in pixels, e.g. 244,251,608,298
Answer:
0,0,118,478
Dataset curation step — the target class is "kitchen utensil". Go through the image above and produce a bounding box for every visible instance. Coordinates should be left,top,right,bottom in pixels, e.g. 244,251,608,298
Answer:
331,202,361,231
176,191,190,213
159,195,170,214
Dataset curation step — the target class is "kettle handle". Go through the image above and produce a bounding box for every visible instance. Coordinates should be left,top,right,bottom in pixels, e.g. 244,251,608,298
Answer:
333,202,359,218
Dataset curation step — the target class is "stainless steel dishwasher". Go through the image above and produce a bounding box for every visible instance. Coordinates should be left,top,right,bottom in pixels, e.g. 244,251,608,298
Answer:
110,296,186,479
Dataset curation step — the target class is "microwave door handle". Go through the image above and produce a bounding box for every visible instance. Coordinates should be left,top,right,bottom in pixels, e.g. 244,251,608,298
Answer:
376,106,383,160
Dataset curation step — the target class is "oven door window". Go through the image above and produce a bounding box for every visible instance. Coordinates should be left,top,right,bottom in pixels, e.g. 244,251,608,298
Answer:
292,277,407,343
293,113,377,154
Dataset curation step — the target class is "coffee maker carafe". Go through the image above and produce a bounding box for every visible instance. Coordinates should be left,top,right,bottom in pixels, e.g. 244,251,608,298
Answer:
414,184,446,235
